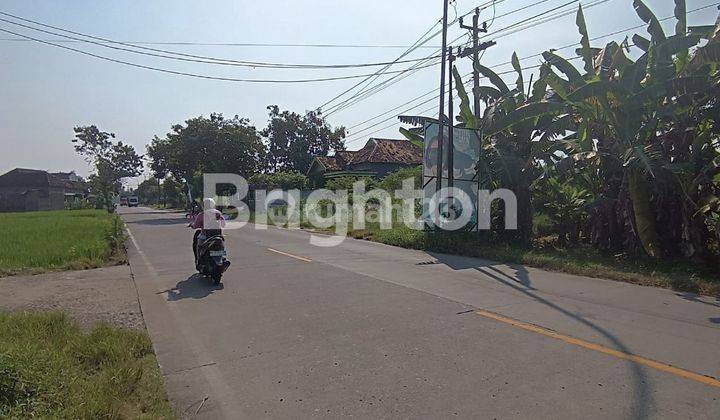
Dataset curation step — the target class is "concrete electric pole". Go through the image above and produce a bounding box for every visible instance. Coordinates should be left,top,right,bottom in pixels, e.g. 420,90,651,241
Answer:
435,0,450,193
459,8,490,119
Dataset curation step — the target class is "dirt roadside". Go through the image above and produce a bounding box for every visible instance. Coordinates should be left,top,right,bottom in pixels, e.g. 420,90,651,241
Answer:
0,265,143,329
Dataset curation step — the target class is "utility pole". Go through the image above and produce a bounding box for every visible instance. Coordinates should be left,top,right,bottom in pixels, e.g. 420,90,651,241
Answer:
435,0,450,193
447,46,456,191
459,8,489,118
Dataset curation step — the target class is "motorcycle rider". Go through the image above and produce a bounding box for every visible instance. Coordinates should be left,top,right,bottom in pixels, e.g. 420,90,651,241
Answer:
190,198,226,264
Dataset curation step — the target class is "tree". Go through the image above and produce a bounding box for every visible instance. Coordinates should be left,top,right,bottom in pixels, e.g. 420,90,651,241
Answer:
534,0,720,260
136,177,160,205
478,0,720,262
72,126,142,211
454,54,566,244
162,178,187,208
262,106,346,173
147,113,266,199
449,0,720,260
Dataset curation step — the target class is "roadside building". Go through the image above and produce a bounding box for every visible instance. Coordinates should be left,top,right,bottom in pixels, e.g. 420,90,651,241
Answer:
307,138,422,187
0,168,87,212
50,171,88,201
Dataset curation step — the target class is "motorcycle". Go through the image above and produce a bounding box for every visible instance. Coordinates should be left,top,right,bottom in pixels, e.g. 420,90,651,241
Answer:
194,229,231,285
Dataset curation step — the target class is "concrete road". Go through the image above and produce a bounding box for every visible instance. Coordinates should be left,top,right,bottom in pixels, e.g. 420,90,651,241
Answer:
120,206,720,419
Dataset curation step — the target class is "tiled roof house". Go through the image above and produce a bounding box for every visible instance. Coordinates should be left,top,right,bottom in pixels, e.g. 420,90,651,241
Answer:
307,138,422,186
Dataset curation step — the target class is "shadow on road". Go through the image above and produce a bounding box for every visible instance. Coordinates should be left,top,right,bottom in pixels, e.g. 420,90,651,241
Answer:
428,252,534,290
126,217,189,226
429,252,654,419
675,292,720,308
118,209,185,215
166,274,224,301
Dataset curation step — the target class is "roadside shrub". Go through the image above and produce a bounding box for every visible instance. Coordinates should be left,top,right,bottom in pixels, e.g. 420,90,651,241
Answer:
325,176,377,192
0,311,172,418
104,214,127,260
379,166,422,192
250,171,308,190
64,199,94,211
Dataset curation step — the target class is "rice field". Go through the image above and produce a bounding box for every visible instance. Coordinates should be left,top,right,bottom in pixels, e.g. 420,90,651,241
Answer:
0,209,124,275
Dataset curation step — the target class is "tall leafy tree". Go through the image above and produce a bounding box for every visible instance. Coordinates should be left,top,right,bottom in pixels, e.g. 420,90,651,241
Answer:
72,125,142,211
476,0,720,261
147,113,266,195
453,0,719,262
262,106,346,173
537,0,719,260
453,55,566,243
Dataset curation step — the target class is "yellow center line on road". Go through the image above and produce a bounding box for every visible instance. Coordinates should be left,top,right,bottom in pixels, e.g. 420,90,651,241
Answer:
267,248,313,262
474,309,720,389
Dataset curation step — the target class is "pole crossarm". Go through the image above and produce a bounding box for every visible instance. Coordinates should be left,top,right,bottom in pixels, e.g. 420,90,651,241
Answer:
459,40,496,58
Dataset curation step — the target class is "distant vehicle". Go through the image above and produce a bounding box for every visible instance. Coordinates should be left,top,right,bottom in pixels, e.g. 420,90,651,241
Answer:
127,196,139,207
119,197,128,206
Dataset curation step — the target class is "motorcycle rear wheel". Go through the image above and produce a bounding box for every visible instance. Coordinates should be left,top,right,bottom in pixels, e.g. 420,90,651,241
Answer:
211,273,222,285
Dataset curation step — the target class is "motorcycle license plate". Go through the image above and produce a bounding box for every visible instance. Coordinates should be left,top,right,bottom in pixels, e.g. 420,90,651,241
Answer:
209,250,227,257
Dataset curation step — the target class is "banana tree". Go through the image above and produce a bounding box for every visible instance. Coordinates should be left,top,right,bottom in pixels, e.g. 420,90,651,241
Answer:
453,53,567,244
535,0,720,260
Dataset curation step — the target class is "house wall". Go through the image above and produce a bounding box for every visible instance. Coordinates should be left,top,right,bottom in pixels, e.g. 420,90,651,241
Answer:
0,186,64,212
307,165,326,188
47,187,65,211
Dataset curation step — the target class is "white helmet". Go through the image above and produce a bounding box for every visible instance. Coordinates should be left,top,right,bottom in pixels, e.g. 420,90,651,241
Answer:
203,197,216,210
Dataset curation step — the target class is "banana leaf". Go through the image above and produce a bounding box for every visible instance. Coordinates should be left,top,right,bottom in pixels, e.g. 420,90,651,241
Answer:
674,0,689,71
474,86,502,102
629,169,661,258
474,62,510,93
632,34,651,52
531,77,547,102
688,25,716,38
603,41,633,74
633,0,666,42
542,66,573,100
453,66,477,129
542,51,583,82
674,0,687,36
576,4,594,75
698,43,720,63
666,75,709,97
484,102,565,136
511,52,524,95
620,54,649,93
566,79,612,102
398,127,424,149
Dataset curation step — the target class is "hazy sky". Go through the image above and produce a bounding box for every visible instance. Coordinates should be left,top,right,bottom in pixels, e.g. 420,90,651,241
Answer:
1,0,715,184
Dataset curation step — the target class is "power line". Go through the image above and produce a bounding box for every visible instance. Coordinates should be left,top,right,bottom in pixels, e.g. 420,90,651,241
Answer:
341,64,537,145
0,11,443,69
342,59,579,145
317,0,509,113
0,38,444,49
323,0,590,117
341,0,720,145
315,19,444,112
325,0,616,117
0,26,442,83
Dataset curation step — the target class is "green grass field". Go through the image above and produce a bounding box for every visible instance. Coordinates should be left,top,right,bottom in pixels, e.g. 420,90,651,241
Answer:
0,210,125,276
0,311,173,418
